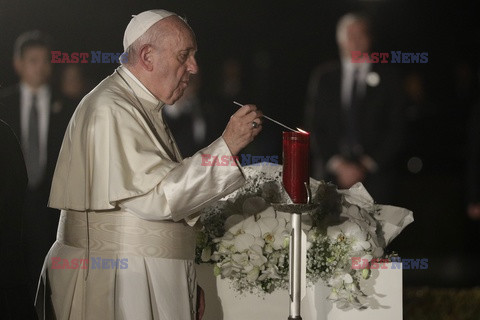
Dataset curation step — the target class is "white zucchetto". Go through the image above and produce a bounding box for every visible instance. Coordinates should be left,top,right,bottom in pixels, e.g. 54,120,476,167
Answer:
123,9,176,51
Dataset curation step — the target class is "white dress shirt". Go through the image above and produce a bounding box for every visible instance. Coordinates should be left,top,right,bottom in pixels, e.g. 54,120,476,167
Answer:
341,58,371,110
20,83,51,177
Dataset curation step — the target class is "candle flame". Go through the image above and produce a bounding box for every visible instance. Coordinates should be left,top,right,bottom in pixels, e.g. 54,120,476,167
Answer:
296,128,309,134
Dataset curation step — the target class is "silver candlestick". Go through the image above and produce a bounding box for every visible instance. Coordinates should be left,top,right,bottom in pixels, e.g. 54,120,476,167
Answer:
272,183,318,320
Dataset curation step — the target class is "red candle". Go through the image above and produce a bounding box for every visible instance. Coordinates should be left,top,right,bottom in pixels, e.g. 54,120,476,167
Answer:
282,130,310,203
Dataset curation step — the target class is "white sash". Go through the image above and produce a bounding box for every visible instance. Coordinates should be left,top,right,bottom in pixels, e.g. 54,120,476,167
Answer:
57,210,196,260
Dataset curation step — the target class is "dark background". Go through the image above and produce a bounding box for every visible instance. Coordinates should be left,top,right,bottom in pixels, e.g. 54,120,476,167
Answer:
1,0,479,289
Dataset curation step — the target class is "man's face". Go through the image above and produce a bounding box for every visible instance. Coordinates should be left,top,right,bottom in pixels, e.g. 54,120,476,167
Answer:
150,20,198,105
14,46,52,88
341,21,371,57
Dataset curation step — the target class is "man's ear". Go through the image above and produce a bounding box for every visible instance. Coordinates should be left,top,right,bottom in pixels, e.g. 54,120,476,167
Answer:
13,56,23,76
138,44,154,72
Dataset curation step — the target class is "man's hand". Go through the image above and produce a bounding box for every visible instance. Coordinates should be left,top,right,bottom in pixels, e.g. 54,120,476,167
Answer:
222,104,263,156
335,159,366,189
197,285,205,320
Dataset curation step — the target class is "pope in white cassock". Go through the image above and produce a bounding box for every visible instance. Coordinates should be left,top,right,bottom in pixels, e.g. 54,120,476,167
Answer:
35,9,263,320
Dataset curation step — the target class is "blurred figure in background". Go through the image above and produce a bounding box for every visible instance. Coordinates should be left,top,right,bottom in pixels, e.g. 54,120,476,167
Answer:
0,30,73,299
204,56,279,160
163,73,207,157
0,118,36,319
205,57,249,144
58,64,89,108
402,71,438,176
304,13,406,203
467,101,480,220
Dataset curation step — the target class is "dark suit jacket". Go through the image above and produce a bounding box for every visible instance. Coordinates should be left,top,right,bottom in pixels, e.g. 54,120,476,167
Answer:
0,118,29,288
0,117,38,319
0,85,72,193
305,61,407,202
0,84,74,286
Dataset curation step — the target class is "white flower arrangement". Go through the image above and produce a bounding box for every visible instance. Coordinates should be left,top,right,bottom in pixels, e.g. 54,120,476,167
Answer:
195,164,413,309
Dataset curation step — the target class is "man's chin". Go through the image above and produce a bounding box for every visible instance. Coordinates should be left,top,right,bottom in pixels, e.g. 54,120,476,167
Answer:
165,97,181,106
168,91,186,105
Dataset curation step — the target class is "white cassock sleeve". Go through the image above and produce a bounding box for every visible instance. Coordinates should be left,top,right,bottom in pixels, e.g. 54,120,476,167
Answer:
49,81,245,223
118,137,245,223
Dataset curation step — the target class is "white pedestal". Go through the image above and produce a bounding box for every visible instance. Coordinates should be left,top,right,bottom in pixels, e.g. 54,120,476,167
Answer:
196,263,402,320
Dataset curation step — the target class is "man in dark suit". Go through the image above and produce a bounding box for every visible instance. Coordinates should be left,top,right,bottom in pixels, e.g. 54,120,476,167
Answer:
0,31,73,301
305,13,406,203
0,118,37,319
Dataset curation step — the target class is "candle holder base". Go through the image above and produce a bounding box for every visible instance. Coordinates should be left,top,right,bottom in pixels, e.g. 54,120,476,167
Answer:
288,316,302,320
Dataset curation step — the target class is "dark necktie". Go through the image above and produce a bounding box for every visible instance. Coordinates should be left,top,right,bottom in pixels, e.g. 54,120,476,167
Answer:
26,94,42,188
346,68,361,159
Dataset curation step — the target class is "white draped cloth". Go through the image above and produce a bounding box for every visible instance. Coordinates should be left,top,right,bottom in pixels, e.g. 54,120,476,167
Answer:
35,66,245,319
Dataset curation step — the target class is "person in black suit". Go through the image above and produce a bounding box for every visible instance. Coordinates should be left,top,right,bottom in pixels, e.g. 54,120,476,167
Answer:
0,118,37,319
304,13,406,204
0,31,73,301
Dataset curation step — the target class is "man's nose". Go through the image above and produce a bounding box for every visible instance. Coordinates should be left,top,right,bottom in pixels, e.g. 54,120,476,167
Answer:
187,57,198,74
